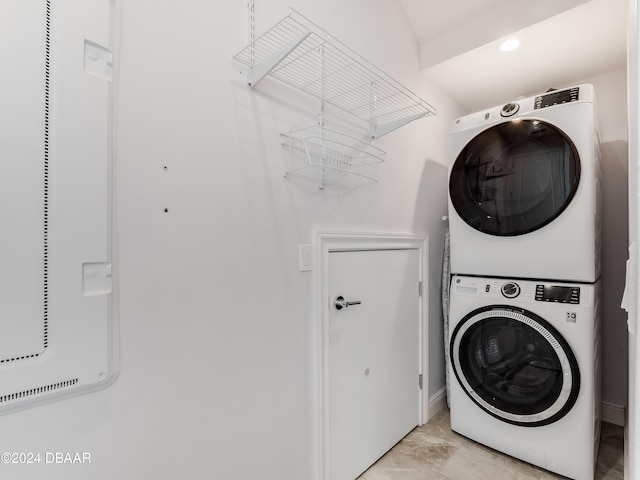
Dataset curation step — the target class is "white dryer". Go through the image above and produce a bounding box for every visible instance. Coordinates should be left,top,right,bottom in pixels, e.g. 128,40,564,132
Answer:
448,84,601,282
448,275,601,480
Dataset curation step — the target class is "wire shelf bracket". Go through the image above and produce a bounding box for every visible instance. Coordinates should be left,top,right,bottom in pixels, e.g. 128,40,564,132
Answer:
248,31,311,87
233,8,436,139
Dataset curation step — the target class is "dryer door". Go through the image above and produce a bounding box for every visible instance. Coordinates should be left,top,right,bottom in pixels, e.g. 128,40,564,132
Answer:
449,120,580,236
450,305,580,426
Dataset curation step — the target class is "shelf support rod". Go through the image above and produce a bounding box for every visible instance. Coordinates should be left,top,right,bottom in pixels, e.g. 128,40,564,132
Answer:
247,0,255,85
248,31,311,87
368,80,377,135
318,43,326,189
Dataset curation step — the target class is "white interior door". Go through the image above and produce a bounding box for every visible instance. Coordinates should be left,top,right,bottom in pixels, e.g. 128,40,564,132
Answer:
327,248,421,480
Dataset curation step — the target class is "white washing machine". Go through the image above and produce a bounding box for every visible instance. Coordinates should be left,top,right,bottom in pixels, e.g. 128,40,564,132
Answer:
448,84,601,283
448,275,601,480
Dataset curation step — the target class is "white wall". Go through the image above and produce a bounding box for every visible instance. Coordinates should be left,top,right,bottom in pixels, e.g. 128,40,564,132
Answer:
0,1,464,479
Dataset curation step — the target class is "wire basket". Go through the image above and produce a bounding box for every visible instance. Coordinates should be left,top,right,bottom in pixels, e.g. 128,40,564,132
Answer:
281,126,385,190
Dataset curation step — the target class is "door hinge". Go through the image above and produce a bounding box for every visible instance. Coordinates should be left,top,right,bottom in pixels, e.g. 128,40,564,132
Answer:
418,374,423,390
418,281,423,297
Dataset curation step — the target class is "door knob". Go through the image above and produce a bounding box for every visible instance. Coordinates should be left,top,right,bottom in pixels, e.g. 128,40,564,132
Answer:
334,295,362,310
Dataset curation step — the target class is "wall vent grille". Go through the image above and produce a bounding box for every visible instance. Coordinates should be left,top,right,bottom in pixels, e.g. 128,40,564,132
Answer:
1,0,52,366
0,379,78,404
42,0,51,352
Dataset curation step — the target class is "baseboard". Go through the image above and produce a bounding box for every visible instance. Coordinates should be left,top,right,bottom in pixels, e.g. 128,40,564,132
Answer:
601,401,625,426
428,387,448,419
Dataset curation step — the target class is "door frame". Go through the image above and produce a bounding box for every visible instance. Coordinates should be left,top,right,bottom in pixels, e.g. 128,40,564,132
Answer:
312,231,428,480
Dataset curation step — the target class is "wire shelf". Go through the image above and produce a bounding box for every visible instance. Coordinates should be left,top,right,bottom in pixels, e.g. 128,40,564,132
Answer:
281,125,385,190
234,9,436,139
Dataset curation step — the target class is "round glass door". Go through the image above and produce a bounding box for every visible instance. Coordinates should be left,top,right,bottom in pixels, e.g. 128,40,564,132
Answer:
449,119,580,236
450,306,580,426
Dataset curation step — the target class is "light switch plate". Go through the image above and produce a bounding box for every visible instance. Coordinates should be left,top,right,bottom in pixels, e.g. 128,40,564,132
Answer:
299,244,312,272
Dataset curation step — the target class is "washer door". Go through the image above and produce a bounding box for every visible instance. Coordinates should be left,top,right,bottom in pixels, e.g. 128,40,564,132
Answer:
450,305,580,426
449,119,580,236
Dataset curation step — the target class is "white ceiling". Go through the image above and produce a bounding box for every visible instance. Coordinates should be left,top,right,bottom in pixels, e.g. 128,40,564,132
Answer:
400,0,628,111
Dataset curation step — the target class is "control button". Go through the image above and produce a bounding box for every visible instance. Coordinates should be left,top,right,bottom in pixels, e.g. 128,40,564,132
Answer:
485,284,490,293
500,102,520,117
501,282,521,298
570,287,580,304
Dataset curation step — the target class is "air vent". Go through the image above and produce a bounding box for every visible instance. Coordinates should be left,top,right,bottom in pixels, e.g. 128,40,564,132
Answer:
0,0,118,417
0,0,51,367
0,379,78,404
0,353,41,365
42,0,51,352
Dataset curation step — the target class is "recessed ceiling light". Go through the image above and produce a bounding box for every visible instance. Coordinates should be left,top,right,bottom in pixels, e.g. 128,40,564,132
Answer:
500,38,520,52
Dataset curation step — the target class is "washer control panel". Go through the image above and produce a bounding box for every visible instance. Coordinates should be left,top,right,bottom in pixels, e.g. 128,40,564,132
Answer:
451,276,592,309
535,284,580,304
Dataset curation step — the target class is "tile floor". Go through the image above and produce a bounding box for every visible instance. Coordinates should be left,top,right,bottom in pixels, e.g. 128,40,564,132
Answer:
358,407,624,480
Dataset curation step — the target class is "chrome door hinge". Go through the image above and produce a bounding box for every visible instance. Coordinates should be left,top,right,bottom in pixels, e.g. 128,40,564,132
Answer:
418,281,423,297
418,374,423,390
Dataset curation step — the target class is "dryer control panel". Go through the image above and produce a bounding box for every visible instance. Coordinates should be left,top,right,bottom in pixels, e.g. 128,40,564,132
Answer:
534,86,580,110
449,84,594,133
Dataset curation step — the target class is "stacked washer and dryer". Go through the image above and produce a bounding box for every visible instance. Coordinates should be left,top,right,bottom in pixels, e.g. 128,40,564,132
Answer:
446,85,602,480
